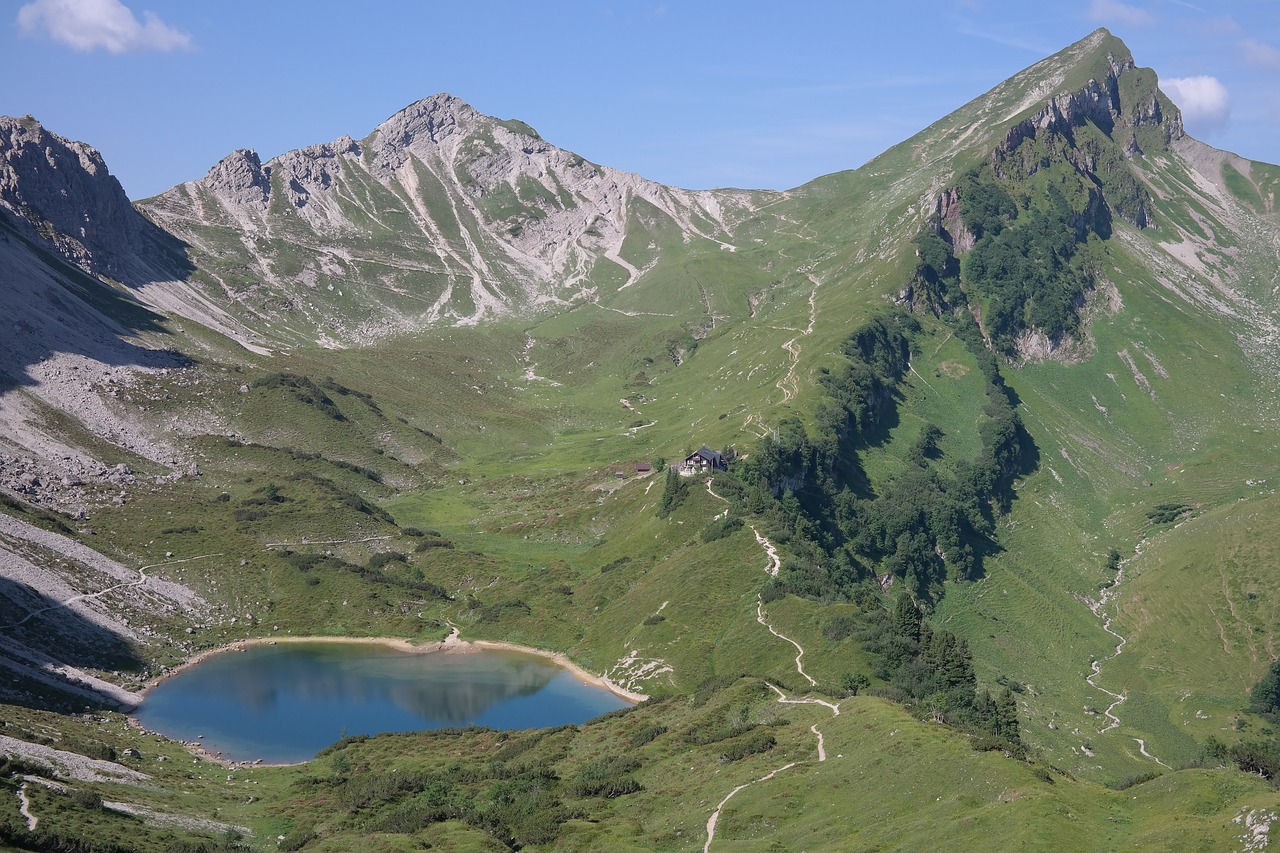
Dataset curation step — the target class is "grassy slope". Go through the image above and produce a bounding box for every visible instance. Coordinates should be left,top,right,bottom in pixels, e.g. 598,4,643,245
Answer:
5,690,1272,852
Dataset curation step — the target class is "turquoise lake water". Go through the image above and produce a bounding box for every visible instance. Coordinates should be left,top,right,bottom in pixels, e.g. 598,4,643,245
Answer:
134,642,631,763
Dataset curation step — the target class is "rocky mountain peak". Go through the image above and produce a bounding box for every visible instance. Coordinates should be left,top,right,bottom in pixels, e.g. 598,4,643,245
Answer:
975,33,1180,232
1000,41,1182,159
137,90,762,343
362,93,484,176
382,92,476,136
204,148,271,209
0,115,143,278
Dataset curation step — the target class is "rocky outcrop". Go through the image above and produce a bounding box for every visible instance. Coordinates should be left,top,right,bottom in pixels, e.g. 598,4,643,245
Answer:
203,148,271,210
985,54,1169,230
365,93,468,176
995,52,1183,171
933,186,976,254
0,117,202,515
275,136,361,211
0,116,189,283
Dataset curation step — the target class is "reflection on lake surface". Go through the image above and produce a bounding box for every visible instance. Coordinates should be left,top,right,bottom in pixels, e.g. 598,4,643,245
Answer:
135,642,631,763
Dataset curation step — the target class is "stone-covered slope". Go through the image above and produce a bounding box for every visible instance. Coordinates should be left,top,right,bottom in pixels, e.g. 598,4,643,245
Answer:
0,119,208,515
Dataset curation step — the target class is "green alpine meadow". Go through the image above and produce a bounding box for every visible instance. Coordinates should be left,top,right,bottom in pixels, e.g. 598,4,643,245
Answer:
1,28,1278,851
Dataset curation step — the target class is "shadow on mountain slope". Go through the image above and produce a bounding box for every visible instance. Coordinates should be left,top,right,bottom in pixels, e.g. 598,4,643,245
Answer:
0,574,143,711
0,217,192,399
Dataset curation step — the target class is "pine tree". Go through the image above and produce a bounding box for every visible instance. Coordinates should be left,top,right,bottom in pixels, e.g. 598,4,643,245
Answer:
657,469,687,518
891,591,922,642
996,688,1020,740
1248,658,1280,721
976,688,997,732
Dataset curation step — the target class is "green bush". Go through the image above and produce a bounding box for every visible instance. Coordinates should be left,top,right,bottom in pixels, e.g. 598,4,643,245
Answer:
823,614,858,641
567,756,643,798
68,787,104,810
700,515,744,542
628,725,667,747
1109,770,1163,790
252,372,346,421
1147,503,1193,526
718,729,777,762
367,551,407,570
277,828,317,852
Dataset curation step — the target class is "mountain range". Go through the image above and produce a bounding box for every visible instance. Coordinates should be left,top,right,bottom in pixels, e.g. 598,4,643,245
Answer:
1,27,1278,852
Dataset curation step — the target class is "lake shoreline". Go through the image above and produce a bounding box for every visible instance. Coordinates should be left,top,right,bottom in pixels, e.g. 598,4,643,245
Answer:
128,630,647,769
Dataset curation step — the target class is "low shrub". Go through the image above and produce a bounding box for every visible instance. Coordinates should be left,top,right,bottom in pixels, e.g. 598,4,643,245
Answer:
566,756,643,798
628,725,667,747
600,556,632,573
718,729,776,762
823,614,858,641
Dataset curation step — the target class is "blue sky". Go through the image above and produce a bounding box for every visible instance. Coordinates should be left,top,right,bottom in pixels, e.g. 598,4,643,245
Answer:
5,1,1279,199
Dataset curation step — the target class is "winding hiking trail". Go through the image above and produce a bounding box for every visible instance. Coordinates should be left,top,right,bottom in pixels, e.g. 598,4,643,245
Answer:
703,761,800,853
1084,545,1169,767
775,268,822,405
702,480,841,852
757,598,816,687
764,682,841,757
265,535,391,548
17,782,36,831
1086,559,1131,735
1134,738,1171,769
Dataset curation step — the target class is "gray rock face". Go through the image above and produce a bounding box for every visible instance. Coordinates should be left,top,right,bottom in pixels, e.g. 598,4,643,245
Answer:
0,116,137,278
0,116,189,284
366,94,465,176
0,117,199,513
203,148,271,210
275,135,362,211
933,187,975,254
995,53,1184,170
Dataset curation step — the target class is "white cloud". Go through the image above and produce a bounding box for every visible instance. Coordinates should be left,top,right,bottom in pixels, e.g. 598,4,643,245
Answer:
1239,38,1280,71
1088,0,1158,28
1161,75,1231,134
16,0,191,54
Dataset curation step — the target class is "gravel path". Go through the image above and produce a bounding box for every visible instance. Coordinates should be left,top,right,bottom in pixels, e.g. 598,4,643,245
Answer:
701,480,840,851
103,801,251,837
704,762,800,853
0,512,203,613
17,782,36,831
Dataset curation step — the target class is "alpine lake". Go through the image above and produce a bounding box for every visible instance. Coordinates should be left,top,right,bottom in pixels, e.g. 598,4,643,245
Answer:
134,641,633,764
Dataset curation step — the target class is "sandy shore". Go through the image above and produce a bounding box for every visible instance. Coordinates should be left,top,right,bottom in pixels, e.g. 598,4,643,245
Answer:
128,629,646,768
141,629,648,703
435,631,650,703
